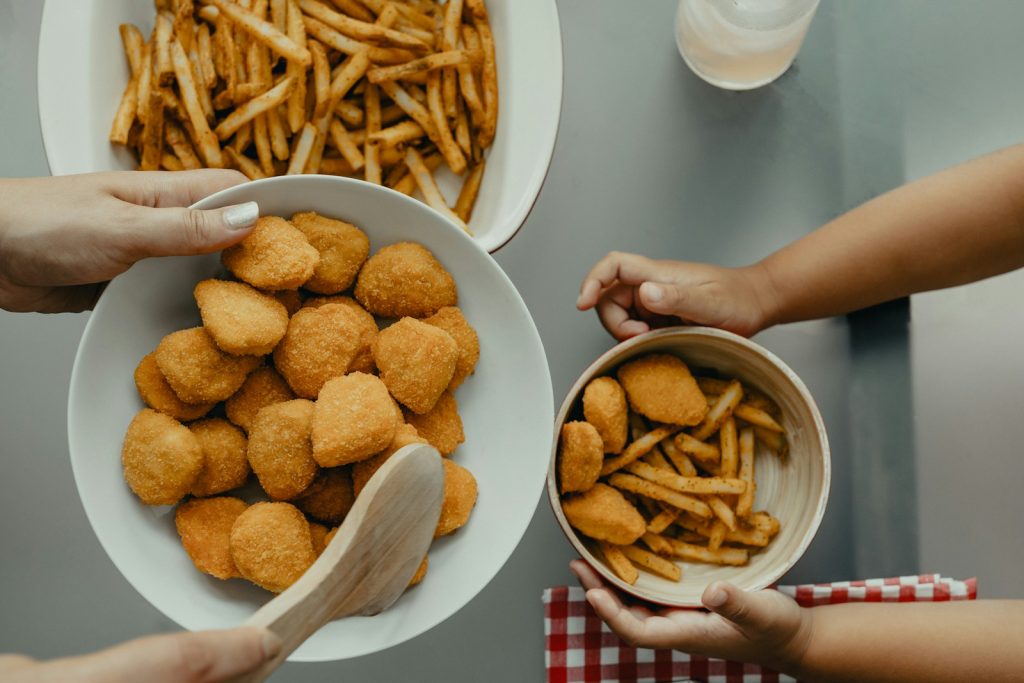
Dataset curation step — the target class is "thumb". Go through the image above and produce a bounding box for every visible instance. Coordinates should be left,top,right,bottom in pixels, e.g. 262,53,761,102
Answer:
701,581,779,634
637,280,697,317
125,201,260,258
72,627,279,683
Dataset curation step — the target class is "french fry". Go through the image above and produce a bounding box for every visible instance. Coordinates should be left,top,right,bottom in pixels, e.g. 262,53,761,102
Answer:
196,23,217,89
215,76,296,140
336,99,365,127
225,146,267,180
665,538,749,566
454,97,471,157
374,2,399,27
465,0,496,147
319,156,357,175
660,436,698,477
391,2,434,30
457,24,486,124
364,81,382,183
598,542,638,585
214,15,238,101
368,119,425,147
404,147,466,228
704,495,737,531
754,426,789,457
749,511,781,537
646,507,679,534
673,432,721,466
304,112,332,174
136,42,154,124
608,473,713,519
161,152,184,171
391,151,442,194
266,106,290,159
707,519,727,552
640,531,673,557
698,377,781,418
286,121,317,173
154,12,175,85
325,51,371,109
139,86,165,171
303,16,415,64
299,0,429,51
440,0,462,118
691,379,744,441
211,0,311,66
270,0,288,33
165,121,202,170
724,526,771,548
677,530,708,544
253,113,274,175
284,0,307,132
310,42,331,119
735,404,785,433
171,38,223,167
623,461,747,496
378,80,439,142
366,49,482,83
188,41,215,122
109,76,139,144
331,0,376,23
198,5,220,23
719,416,739,479
454,158,484,222
120,24,146,77
328,118,364,170
641,446,673,472
232,120,253,153
601,425,680,477
426,70,466,173
174,1,196,52
736,428,756,519
674,513,712,537
620,545,681,581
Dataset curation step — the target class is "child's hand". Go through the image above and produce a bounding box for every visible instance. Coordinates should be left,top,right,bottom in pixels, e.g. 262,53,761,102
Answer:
570,560,812,674
576,252,778,340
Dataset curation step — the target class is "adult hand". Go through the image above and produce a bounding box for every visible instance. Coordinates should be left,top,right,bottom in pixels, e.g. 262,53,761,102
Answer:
570,559,811,674
0,170,258,313
0,627,279,683
576,252,779,340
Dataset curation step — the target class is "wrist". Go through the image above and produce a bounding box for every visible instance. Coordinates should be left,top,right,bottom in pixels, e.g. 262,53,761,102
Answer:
740,261,785,333
773,605,816,679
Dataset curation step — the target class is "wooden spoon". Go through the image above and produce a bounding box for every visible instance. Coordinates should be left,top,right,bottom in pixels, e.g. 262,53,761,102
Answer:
230,443,444,682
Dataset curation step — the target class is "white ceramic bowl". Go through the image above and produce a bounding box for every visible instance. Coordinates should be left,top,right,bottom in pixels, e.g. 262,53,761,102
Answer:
67,175,554,661
37,0,562,253
548,327,830,607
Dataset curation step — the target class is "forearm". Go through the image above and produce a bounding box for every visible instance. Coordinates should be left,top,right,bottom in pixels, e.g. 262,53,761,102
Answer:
753,144,1024,326
790,600,1024,683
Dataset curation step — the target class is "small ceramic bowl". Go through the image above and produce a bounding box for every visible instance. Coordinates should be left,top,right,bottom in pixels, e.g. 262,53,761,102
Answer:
548,327,830,606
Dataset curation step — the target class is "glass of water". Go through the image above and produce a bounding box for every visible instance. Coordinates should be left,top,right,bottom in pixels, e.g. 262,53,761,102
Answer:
675,0,820,90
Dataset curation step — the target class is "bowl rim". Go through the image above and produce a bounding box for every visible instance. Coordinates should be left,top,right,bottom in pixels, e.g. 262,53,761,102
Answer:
546,326,831,607
66,174,555,660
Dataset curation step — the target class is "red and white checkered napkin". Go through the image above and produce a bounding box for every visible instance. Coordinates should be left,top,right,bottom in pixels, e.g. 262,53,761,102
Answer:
544,575,977,683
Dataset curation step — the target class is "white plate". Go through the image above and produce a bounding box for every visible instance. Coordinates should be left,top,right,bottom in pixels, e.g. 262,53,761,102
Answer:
37,0,562,253
67,176,554,661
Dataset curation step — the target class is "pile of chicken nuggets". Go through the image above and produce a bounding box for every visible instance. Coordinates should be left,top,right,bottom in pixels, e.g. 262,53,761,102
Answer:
124,211,480,596
557,353,788,586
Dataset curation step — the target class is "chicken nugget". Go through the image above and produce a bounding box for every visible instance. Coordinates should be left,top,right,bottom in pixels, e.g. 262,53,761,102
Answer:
247,399,319,500
354,242,457,318
195,279,289,356
422,306,479,390
373,318,457,414
435,459,477,537
175,496,247,579
561,483,646,545
409,555,428,587
291,211,370,294
224,366,295,434
309,521,331,556
582,377,628,454
403,391,464,456
222,216,320,290
273,304,362,398
294,467,355,524
558,421,603,494
617,354,708,426
351,423,427,496
312,373,397,467
155,327,262,404
189,418,250,497
122,409,204,505
230,502,316,592
301,296,378,374
134,352,214,421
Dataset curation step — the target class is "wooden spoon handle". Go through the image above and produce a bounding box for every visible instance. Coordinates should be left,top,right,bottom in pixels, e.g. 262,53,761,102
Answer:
227,444,444,682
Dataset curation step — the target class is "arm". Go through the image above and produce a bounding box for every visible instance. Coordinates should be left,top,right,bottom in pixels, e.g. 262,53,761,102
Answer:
578,144,1024,339
0,170,258,314
572,560,1024,683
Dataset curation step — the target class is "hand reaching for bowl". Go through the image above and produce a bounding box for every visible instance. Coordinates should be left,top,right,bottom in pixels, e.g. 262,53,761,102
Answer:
0,627,279,683
0,170,259,314
575,252,778,341
569,560,811,674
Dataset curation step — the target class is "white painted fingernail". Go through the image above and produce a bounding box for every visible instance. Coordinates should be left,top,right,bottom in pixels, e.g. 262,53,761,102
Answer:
223,201,259,230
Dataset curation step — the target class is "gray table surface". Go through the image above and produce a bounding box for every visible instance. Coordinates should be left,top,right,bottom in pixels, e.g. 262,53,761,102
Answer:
3,0,1021,679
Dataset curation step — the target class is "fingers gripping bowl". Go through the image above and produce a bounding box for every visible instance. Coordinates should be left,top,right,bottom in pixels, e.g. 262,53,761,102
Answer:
67,176,553,661
548,327,830,607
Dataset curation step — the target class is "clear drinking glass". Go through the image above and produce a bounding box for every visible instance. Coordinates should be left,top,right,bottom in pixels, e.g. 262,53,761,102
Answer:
675,0,820,90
